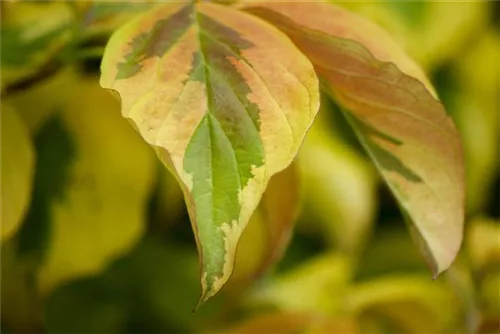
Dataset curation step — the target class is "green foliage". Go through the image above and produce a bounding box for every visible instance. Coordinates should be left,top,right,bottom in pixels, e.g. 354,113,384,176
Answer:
2,1,498,333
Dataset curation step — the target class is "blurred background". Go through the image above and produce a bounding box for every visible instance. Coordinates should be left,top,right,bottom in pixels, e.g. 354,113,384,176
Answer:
1,1,499,333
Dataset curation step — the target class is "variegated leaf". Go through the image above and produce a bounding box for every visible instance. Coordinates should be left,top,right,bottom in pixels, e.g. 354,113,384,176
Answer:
100,2,319,304
242,2,464,276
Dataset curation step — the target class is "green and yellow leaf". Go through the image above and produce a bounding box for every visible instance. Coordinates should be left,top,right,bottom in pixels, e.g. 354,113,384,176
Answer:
242,2,464,275
1,106,35,240
100,2,319,304
1,1,73,88
28,75,157,294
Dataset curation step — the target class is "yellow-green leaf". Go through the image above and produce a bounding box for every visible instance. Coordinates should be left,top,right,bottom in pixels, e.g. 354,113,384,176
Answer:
6,67,77,134
454,31,500,213
83,2,161,37
1,240,44,333
467,218,500,271
1,1,72,88
348,275,457,333
242,2,464,276
100,2,319,305
249,253,352,314
1,106,35,240
333,1,490,70
299,111,376,255
28,75,157,294
221,312,357,334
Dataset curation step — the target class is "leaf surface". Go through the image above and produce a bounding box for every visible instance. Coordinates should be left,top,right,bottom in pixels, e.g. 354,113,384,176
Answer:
100,2,319,304
1,106,35,240
242,2,464,275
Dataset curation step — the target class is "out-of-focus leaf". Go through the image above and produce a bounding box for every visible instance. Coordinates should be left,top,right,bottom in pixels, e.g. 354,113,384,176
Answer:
1,1,73,87
25,74,157,294
6,67,77,134
221,312,357,334
82,2,160,36
348,275,457,333
480,273,500,327
249,253,352,315
231,163,300,284
100,2,319,304
153,164,185,231
243,2,464,276
0,240,43,333
415,2,490,69
45,237,224,333
467,218,500,271
1,106,35,240
334,1,490,70
444,263,480,334
355,227,429,280
299,111,376,255
454,31,500,213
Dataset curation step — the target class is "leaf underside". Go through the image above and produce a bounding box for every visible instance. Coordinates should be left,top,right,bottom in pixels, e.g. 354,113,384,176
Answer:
100,2,319,305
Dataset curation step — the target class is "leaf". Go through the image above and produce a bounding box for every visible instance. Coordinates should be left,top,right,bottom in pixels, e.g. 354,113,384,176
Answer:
242,2,464,275
299,109,376,255
45,237,222,334
0,1,73,87
453,31,500,213
1,240,44,333
333,2,490,70
249,253,352,314
1,106,35,240
222,312,357,334
100,2,319,305
347,275,457,333
6,67,77,134
83,2,160,37
467,218,500,271
231,163,300,283
21,74,157,294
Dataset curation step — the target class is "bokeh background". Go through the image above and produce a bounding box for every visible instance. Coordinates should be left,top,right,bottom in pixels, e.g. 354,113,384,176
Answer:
1,1,499,333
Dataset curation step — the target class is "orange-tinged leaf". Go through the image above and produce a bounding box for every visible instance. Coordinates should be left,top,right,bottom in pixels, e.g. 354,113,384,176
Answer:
242,2,464,275
100,2,319,305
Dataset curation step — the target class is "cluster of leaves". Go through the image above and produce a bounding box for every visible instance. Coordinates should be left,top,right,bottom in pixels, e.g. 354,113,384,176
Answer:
1,1,498,333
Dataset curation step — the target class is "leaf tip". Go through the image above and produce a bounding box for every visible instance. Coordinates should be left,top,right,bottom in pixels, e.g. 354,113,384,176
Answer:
429,232,463,280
